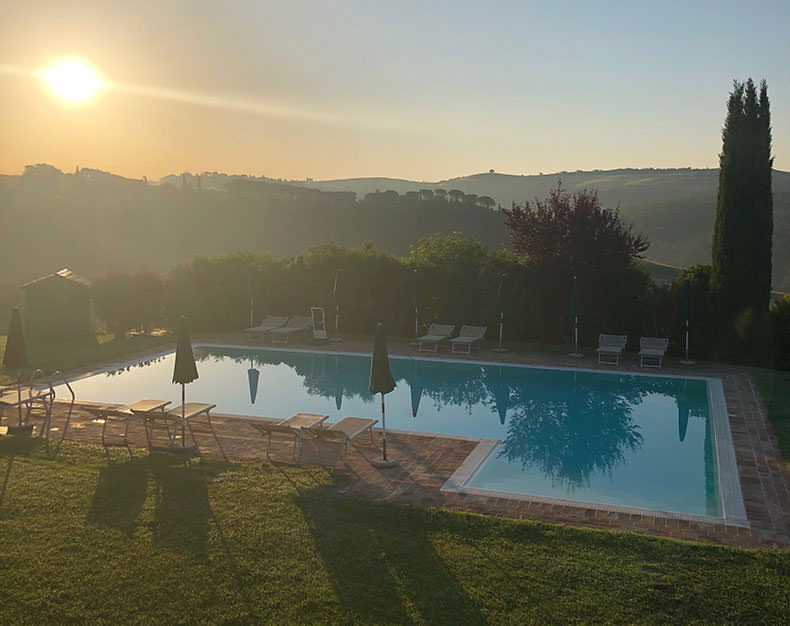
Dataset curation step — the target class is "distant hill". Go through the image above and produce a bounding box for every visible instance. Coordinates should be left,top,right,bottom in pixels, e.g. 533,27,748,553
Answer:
298,168,790,291
1,165,787,293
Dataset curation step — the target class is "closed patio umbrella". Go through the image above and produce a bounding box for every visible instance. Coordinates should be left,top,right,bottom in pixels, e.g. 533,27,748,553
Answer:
369,323,397,465
411,269,420,343
408,359,423,418
331,269,342,341
334,355,343,411
247,358,260,404
492,366,510,425
3,306,29,432
680,279,694,365
172,316,199,446
568,276,583,357
492,274,508,352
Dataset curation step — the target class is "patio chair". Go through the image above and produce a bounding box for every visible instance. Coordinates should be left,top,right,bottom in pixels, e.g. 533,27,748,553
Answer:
271,315,313,344
418,323,455,353
245,315,289,342
310,307,328,342
639,337,669,369
450,325,487,354
596,334,628,365
250,413,329,461
0,372,57,434
298,417,378,468
84,398,170,446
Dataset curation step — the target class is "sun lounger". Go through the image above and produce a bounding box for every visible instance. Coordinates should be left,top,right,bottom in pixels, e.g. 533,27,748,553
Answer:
298,417,378,468
84,398,170,446
418,323,455,353
271,315,313,344
450,325,487,354
133,402,216,449
639,337,669,369
250,413,329,461
596,334,628,365
245,315,289,341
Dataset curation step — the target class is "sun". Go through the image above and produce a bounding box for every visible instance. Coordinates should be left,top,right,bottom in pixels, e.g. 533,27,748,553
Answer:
42,58,103,103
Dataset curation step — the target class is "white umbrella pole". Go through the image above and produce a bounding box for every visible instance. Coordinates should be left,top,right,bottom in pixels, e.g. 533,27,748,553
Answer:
181,383,186,446
498,312,504,349
16,369,22,425
381,392,387,461
574,316,579,354
335,304,340,337
414,307,418,338
249,299,254,328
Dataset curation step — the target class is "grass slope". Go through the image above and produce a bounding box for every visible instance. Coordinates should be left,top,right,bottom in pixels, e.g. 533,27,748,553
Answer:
0,333,172,386
0,440,787,623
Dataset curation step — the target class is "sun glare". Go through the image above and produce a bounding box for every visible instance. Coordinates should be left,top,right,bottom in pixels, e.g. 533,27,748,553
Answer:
42,59,103,102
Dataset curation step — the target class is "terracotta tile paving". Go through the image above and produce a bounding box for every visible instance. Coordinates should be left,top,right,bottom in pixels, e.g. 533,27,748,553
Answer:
4,333,789,550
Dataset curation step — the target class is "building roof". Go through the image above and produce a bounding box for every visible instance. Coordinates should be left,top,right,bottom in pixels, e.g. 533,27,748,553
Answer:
22,268,91,289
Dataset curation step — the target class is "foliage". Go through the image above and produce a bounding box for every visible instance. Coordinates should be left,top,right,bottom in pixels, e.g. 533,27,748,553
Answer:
770,296,790,370
503,183,651,344
711,79,773,359
92,268,164,337
0,440,788,623
752,366,790,467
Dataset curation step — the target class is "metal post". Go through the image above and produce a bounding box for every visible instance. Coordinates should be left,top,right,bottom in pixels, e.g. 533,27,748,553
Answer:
380,392,387,461
16,369,22,425
498,312,504,349
181,384,186,446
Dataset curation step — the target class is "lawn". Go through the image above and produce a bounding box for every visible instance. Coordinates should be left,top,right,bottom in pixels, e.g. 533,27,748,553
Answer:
752,367,790,468
0,332,172,386
0,439,787,624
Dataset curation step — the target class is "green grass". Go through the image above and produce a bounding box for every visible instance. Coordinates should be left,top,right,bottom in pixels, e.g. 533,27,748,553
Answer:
0,439,787,624
753,367,790,469
0,333,172,386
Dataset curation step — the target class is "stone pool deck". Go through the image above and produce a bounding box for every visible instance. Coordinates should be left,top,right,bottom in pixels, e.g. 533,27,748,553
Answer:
5,332,790,549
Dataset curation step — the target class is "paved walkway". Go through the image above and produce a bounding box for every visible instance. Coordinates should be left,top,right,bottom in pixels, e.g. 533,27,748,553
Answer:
5,333,789,549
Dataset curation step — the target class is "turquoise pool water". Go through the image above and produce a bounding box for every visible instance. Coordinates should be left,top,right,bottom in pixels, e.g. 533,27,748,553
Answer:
60,345,723,518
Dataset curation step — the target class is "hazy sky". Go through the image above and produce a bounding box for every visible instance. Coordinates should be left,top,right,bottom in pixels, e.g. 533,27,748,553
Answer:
1,0,788,181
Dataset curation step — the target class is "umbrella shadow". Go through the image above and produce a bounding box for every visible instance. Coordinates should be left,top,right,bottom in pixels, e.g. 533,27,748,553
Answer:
88,456,150,534
295,493,486,624
149,456,231,559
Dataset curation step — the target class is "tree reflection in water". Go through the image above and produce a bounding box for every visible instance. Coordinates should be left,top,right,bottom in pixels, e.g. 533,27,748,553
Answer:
498,372,645,490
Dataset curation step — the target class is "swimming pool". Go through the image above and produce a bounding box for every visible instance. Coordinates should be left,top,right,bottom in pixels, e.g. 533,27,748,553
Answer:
58,344,746,523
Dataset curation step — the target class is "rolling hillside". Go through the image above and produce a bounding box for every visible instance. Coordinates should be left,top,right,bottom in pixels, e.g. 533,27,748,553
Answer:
0,166,787,292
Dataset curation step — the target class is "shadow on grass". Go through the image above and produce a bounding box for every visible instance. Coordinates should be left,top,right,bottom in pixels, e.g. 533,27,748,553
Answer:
295,491,488,624
88,452,233,559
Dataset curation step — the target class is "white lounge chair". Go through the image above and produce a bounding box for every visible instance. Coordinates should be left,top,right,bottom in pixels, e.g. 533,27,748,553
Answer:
418,323,455,353
298,417,378,468
245,315,289,342
639,337,669,368
84,398,170,446
450,325,486,354
271,315,312,344
310,307,328,342
250,413,329,461
596,334,628,365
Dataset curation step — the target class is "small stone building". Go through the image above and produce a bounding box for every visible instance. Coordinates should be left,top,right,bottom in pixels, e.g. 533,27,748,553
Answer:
22,268,93,338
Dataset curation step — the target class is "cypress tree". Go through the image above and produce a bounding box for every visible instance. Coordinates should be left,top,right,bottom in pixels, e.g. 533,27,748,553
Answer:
710,79,773,352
